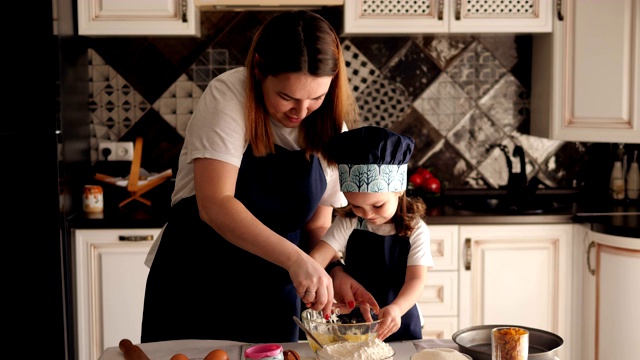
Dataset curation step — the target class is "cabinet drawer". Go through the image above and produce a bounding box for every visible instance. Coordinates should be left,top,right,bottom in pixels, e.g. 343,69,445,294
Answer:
429,225,458,271
422,316,458,340
418,271,458,317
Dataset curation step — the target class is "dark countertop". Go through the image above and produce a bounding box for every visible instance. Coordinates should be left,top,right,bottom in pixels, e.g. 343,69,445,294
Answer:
68,187,640,239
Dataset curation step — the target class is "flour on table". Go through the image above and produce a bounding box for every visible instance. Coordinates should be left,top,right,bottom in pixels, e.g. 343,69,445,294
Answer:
316,338,394,360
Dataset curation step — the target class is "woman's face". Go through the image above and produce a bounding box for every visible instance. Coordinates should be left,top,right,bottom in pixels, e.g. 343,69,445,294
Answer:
261,72,333,128
344,191,402,225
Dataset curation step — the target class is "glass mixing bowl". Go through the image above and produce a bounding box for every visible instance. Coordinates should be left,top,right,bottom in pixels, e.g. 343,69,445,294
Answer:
300,308,382,353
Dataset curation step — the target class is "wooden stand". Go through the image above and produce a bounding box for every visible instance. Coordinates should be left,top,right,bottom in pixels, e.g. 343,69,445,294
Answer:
94,137,172,208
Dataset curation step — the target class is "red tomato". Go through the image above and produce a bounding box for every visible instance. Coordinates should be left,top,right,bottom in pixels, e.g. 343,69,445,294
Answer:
423,177,441,193
409,173,424,187
416,168,433,180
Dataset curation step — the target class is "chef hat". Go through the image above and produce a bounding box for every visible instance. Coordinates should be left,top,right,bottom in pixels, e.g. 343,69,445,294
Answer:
330,126,415,193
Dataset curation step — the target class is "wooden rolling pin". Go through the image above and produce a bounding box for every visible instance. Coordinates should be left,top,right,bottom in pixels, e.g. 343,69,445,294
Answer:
119,339,151,360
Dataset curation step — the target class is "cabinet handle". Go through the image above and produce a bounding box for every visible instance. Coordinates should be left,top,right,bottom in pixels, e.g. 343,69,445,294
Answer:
556,0,564,21
181,0,187,23
464,238,471,270
455,0,461,20
586,240,595,276
438,0,444,20
119,235,155,241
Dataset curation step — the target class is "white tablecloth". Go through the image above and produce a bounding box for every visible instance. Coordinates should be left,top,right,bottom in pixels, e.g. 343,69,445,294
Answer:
98,339,461,360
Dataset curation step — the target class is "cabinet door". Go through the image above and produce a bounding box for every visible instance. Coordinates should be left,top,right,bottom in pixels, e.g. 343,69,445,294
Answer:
74,229,161,360
459,224,573,360
531,0,640,143
585,230,640,360
449,0,552,33
77,0,200,36
343,0,551,35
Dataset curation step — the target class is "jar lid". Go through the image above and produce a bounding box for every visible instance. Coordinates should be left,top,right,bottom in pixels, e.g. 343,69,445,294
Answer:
244,344,283,359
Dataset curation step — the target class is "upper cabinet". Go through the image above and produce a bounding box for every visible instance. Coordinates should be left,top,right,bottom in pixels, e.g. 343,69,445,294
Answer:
77,0,201,36
343,0,552,35
530,0,640,143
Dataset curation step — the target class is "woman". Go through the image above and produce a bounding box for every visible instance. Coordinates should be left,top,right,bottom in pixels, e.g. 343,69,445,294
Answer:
141,10,373,344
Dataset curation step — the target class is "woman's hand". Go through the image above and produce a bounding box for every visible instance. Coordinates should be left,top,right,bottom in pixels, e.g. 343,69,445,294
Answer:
375,304,402,341
329,266,380,322
288,253,335,319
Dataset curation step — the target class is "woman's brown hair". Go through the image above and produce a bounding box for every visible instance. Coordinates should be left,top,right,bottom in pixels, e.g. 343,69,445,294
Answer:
244,11,359,164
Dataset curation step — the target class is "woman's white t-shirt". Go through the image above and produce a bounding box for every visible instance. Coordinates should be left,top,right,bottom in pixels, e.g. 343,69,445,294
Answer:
145,67,347,267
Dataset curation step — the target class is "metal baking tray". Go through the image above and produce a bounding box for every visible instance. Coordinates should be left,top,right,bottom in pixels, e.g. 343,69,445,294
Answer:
452,324,563,360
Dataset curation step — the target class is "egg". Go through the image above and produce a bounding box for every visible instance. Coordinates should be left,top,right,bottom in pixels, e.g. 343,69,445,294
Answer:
283,349,301,360
170,354,189,360
204,349,229,360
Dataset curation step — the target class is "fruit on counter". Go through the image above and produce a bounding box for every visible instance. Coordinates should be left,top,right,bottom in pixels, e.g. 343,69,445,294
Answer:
409,167,441,194
170,354,190,360
425,177,441,193
204,349,229,360
283,349,301,360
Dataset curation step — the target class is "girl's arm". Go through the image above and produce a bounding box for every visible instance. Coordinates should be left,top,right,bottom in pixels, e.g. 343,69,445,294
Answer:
376,265,428,340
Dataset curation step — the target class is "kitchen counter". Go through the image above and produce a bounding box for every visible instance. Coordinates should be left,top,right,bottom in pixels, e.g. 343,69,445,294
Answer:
68,189,639,238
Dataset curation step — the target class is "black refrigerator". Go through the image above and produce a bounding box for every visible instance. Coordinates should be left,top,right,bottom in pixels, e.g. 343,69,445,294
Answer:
3,2,90,358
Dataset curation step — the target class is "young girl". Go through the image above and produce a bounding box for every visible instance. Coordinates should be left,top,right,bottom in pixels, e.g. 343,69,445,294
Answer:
311,126,433,342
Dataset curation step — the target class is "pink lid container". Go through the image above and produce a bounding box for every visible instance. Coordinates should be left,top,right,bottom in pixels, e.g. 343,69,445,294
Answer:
244,344,284,360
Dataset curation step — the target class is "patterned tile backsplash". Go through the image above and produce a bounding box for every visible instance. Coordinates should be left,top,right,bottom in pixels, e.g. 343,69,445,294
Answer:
85,9,636,193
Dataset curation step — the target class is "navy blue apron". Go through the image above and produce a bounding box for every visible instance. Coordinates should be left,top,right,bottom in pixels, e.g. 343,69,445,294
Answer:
141,144,326,343
343,218,422,342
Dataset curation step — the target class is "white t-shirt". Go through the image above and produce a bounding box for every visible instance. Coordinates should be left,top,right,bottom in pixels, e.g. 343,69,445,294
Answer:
322,216,434,268
145,67,347,267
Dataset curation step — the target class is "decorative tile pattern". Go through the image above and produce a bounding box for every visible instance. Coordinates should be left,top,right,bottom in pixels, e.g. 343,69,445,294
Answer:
420,35,474,69
356,77,412,128
342,40,381,95
477,73,528,134
189,49,241,91
447,108,506,166
445,41,507,101
88,50,151,162
382,40,441,100
80,12,626,192
413,72,474,136
477,35,519,71
152,74,203,138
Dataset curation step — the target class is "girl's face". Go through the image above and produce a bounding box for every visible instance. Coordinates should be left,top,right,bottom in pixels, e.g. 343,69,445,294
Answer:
344,191,402,225
261,72,333,128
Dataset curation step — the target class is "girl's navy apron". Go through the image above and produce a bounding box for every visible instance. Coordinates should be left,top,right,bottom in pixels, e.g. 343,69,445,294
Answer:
344,218,422,342
141,144,326,343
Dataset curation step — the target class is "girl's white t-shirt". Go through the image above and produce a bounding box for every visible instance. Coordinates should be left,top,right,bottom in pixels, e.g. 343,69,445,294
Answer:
145,67,347,267
322,216,434,268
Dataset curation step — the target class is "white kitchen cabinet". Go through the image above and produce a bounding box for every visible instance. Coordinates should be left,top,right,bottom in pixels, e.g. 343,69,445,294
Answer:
458,224,574,360
419,225,459,339
195,0,343,9
73,228,161,360
580,228,640,360
531,0,640,143
77,0,200,36
343,0,552,35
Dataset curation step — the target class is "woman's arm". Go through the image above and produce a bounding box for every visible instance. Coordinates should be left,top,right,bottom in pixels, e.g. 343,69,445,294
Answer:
193,157,334,313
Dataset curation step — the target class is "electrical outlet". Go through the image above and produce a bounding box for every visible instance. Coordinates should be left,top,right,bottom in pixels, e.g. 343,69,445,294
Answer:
115,141,135,161
98,141,117,161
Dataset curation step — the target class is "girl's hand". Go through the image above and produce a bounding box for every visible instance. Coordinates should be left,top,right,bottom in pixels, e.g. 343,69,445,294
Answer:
376,304,402,341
